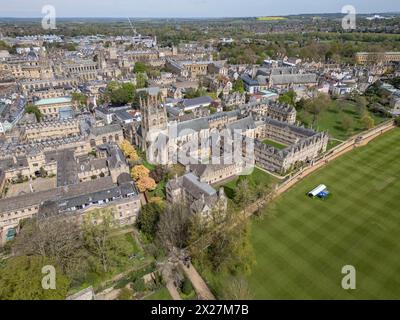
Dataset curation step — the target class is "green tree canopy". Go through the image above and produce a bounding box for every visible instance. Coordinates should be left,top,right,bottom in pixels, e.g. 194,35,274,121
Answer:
0,256,70,300
83,209,132,274
278,90,297,106
361,113,375,130
133,62,148,74
232,79,245,94
105,81,135,106
25,104,43,122
135,73,148,89
136,202,164,241
71,92,88,108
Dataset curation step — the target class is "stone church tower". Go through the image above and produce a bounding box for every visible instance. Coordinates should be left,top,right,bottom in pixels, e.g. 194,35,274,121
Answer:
139,95,169,165
140,94,167,139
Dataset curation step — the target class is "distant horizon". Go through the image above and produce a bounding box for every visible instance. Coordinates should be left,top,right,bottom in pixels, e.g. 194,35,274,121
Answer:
0,11,399,19
0,0,399,19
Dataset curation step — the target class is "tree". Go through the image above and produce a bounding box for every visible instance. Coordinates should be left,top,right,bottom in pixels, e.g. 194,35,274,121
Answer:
25,104,43,122
157,204,191,251
83,209,131,274
355,96,368,116
117,287,133,300
71,92,88,108
119,140,139,162
181,278,194,295
136,202,164,240
205,215,254,275
149,165,169,183
105,81,135,106
189,207,255,276
395,116,400,127
0,256,70,300
361,113,375,130
135,73,148,89
136,176,157,193
133,62,148,73
341,115,354,133
232,79,245,93
278,90,297,106
304,93,331,126
234,179,255,209
184,87,207,99
223,277,254,300
12,213,85,277
132,90,149,108
0,40,11,52
131,165,150,181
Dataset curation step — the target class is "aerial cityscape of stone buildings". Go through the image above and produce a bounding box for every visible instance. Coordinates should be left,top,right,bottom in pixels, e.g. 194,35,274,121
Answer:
0,28,399,247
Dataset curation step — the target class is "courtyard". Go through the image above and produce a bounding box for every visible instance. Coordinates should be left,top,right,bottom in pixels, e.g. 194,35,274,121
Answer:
5,177,57,198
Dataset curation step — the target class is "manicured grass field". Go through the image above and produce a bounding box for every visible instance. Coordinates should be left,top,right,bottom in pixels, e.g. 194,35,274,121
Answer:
262,139,287,150
247,128,400,299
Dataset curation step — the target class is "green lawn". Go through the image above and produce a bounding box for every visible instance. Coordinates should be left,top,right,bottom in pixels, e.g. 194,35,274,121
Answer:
297,100,388,141
144,287,172,300
215,167,277,200
262,139,287,150
247,128,400,299
68,233,146,294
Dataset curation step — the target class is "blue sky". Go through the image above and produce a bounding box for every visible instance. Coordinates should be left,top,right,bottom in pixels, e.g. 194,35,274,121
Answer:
0,0,399,18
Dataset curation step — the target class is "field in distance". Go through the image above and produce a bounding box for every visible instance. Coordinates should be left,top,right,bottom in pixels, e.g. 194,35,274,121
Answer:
256,16,287,21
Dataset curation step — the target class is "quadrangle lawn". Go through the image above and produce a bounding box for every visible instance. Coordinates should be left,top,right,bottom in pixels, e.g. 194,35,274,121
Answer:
247,128,400,299
262,138,287,150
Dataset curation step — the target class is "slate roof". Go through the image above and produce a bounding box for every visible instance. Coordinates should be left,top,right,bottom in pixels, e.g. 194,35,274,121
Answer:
181,96,213,109
270,73,317,85
241,74,259,86
90,124,122,136
176,118,209,135
181,172,217,199
227,116,256,132
0,174,139,214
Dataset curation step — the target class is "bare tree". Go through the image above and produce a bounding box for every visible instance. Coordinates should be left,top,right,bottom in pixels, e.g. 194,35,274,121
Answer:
157,204,191,251
13,207,84,275
223,277,254,300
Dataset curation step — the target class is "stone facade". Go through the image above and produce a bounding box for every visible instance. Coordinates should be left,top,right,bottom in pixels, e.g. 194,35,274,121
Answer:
34,96,73,120
356,52,400,64
0,175,141,246
21,119,81,142
166,173,227,216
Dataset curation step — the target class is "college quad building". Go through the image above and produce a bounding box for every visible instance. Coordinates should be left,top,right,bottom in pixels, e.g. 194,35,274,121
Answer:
0,123,140,246
135,95,328,212
136,95,328,175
